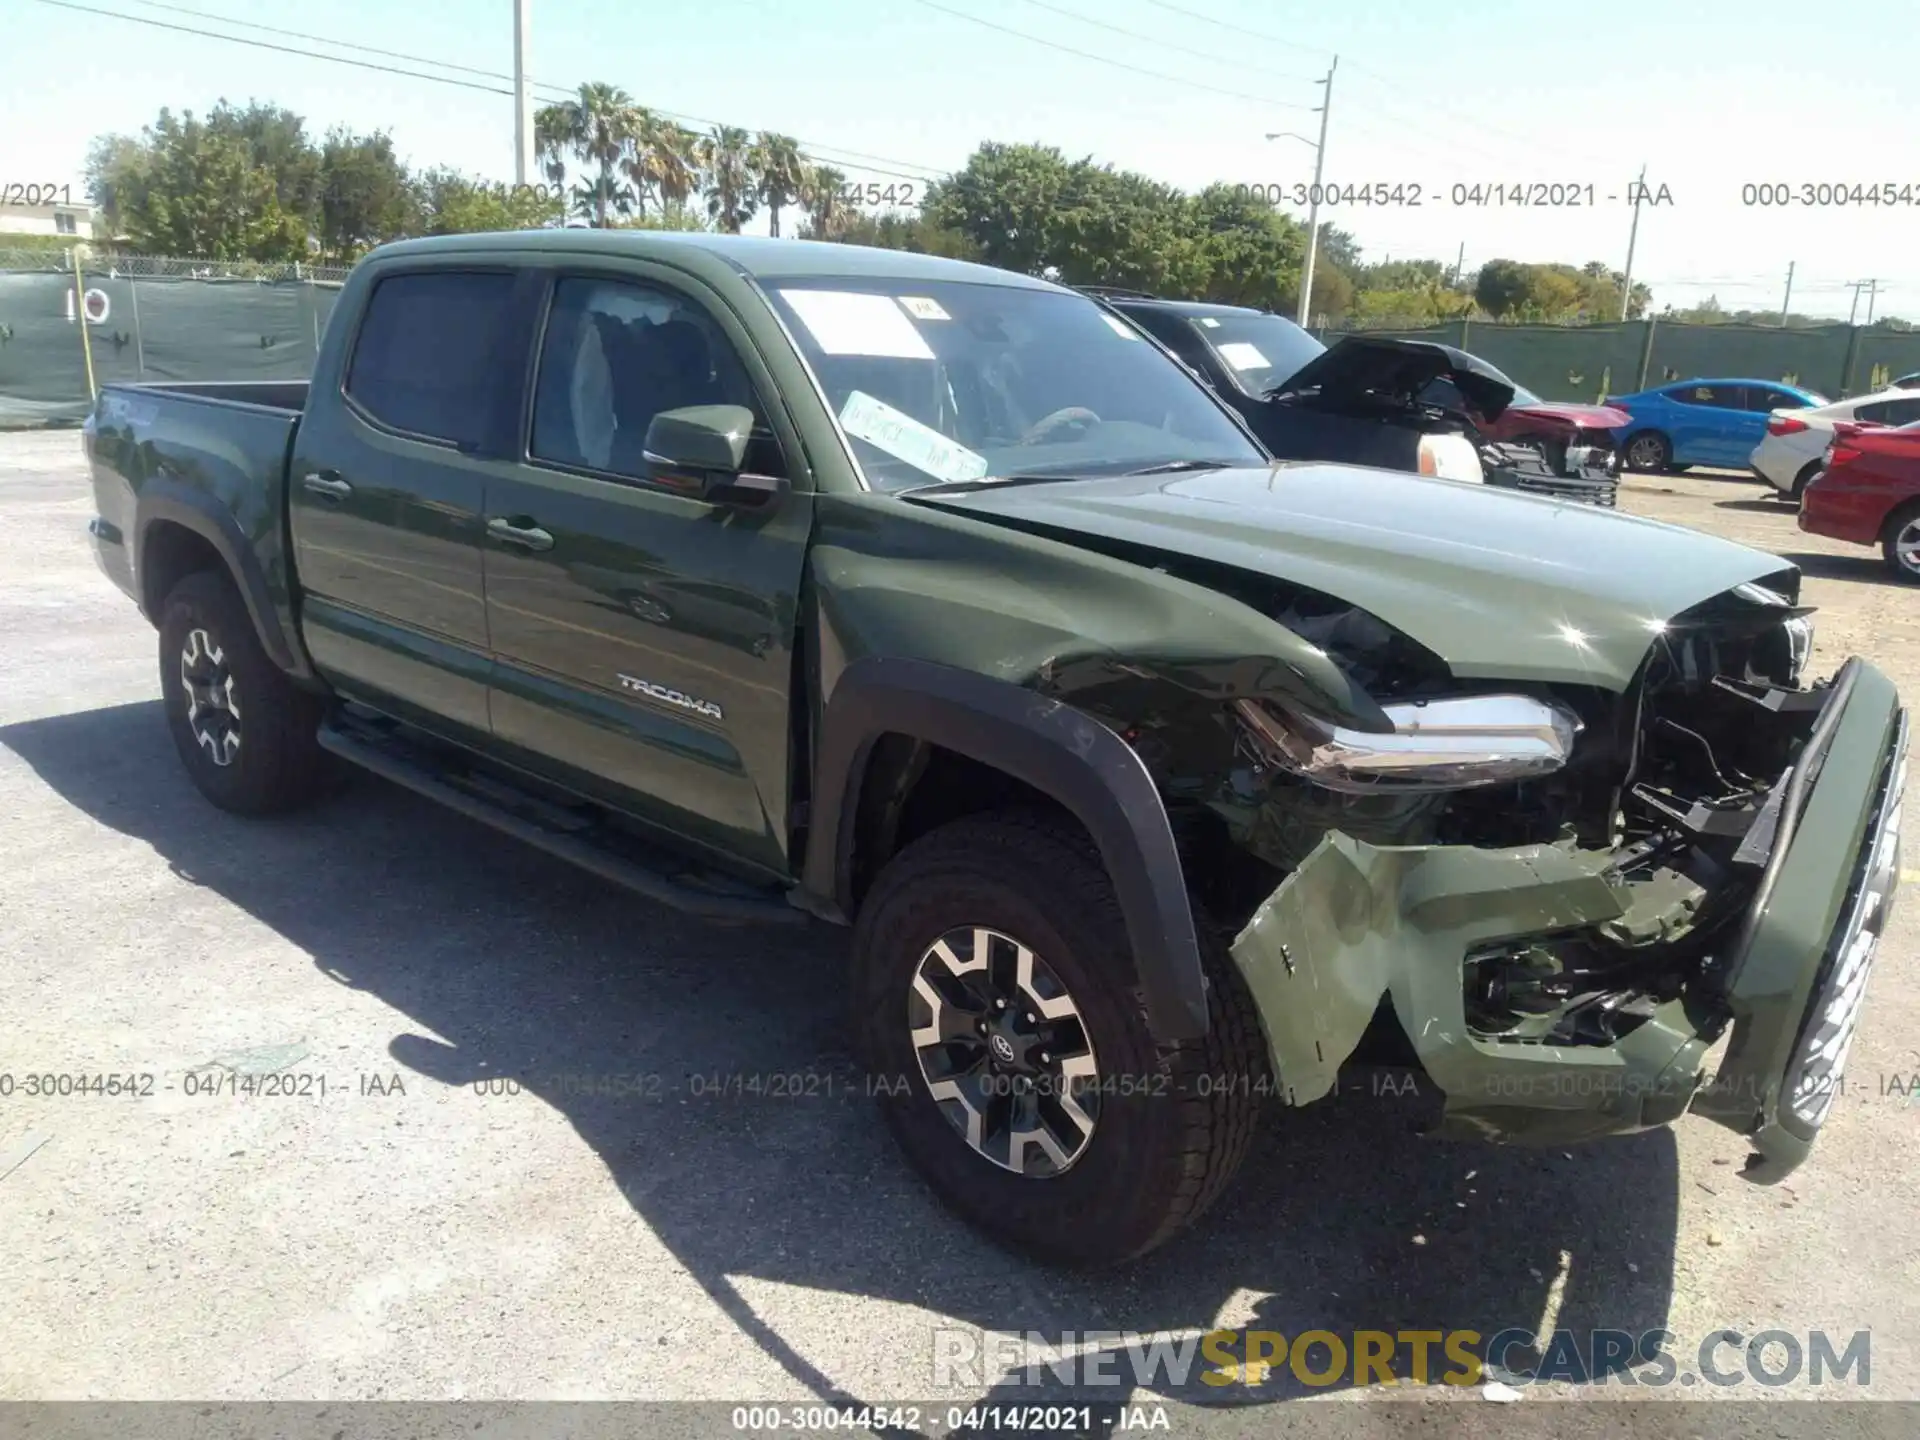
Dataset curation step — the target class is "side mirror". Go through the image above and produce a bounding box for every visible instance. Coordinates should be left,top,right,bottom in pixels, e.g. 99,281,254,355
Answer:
642,404,788,507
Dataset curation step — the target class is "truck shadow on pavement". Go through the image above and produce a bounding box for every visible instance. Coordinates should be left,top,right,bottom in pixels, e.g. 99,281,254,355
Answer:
3,699,1682,1415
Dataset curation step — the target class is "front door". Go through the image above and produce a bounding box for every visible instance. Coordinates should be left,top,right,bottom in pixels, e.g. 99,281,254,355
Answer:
481,269,813,879
290,267,520,739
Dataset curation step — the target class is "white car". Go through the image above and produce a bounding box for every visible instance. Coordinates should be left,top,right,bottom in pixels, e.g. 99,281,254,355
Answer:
1750,386,1920,501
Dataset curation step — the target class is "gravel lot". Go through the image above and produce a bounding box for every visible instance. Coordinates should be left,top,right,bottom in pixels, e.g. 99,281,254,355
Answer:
2,428,1917,1426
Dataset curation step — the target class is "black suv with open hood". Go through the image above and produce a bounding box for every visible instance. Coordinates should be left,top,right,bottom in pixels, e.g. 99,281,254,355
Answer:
1096,291,1514,480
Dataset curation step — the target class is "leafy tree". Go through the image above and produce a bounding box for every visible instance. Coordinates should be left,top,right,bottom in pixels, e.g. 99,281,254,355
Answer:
700,126,757,233
316,128,414,262
84,105,305,260
921,142,1081,277
410,168,563,235
1473,258,1535,318
1184,184,1300,311
834,211,983,260
209,101,322,224
750,132,807,238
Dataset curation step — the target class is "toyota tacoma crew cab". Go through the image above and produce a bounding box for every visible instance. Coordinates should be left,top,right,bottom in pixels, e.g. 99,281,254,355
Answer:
84,231,1907,1266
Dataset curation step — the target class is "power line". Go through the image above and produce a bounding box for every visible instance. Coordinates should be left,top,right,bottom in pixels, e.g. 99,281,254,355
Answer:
1136,0,1612,168
1008,0,1318,82
30,0,518,93
50,0,950,186
1135,0,1325,50
904,0,1313,108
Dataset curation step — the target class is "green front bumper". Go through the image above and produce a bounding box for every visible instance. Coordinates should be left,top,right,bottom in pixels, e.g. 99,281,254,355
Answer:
1229,658,1907,1177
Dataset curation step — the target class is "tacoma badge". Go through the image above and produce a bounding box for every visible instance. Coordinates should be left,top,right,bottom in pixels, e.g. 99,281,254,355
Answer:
618,674,723,721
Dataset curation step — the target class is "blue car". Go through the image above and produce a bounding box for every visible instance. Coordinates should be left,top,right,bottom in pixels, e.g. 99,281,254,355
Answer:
1607,378,1829,472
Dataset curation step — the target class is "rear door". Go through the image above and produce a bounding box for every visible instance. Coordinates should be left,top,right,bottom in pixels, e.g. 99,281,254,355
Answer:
479,266,813,879
290,267,520,739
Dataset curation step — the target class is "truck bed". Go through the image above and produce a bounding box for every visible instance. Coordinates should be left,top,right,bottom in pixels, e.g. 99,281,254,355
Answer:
85,380,307,644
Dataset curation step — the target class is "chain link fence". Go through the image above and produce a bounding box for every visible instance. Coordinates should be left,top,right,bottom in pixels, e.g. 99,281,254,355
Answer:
0,250,345,426
8,247,1920,424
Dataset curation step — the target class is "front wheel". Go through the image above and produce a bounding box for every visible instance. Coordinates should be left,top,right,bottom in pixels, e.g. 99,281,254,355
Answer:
850,812,1268,1266
157,570,330,815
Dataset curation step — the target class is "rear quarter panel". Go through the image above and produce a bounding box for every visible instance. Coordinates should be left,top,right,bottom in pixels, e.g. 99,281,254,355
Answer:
86,384,302,639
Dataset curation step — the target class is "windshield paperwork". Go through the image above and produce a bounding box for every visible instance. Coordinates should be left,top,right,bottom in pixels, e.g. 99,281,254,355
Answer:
766,281,1266,491
1184,310,1326,397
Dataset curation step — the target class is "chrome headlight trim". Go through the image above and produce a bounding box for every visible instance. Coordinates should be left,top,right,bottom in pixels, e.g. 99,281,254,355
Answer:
1236,693,1583,793
1783,614,1815,685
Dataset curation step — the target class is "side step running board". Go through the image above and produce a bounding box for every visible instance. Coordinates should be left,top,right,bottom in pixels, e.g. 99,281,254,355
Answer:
317,721,806,925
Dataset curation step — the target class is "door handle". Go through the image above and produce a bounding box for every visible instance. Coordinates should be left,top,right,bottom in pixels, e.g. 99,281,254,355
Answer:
302,471,352,501
486,516,555,552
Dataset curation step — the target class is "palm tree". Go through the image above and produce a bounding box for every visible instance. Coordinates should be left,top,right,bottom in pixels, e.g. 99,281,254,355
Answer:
698,125,757,234
750,132,807,238
533,104,571,189
624,114,701,220
800,164,848,240
537,82,640,227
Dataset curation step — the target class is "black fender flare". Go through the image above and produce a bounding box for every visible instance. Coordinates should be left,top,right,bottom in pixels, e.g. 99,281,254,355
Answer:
803,656,1209,1042
134,482,312,681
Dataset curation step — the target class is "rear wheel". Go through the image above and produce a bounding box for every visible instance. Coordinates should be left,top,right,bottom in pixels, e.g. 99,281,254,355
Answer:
1623,430,1672,472
1787,461,1823,503
157,570,330,814
850,812,1267,1266
1882,504,1920,583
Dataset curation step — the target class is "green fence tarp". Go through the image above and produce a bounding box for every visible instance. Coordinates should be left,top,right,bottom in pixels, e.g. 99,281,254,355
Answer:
1317,317,1920,404
0,272,339,427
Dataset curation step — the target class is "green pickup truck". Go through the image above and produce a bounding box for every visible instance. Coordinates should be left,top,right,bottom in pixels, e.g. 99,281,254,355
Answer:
84,230,1906,1266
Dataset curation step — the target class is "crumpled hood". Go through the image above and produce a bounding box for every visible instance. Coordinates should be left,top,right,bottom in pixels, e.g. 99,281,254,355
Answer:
908,463,1798,691
1506,401,1631,429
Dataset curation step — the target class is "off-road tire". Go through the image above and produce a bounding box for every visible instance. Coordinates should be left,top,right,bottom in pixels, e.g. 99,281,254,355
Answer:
157,570,329,815
851,811,1268,1267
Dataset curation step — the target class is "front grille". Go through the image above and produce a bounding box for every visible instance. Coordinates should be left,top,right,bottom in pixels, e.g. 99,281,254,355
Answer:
1780,710,1908,1129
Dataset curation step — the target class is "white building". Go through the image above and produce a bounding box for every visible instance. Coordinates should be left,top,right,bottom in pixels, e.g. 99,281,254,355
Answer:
0,199,94,238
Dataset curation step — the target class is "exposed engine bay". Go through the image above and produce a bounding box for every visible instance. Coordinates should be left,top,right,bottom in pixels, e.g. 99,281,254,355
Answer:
1181,573,1823,1072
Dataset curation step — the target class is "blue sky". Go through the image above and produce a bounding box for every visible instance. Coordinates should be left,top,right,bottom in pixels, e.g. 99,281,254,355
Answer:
4,0,1916,320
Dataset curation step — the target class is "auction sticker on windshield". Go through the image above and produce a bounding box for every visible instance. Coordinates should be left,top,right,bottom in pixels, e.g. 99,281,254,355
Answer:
1216,341,1270,372
779,289,935,359
840,390,989,483
897,295,951,320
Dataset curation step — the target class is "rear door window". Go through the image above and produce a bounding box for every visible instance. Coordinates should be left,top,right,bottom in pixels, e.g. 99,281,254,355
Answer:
1857,397,1920,426
1673,383,1747,409
345,271,517,448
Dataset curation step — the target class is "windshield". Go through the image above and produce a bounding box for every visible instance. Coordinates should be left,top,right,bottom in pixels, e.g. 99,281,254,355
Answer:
1185,311,1326,396
1510,384,1543,407
767,280,1265,491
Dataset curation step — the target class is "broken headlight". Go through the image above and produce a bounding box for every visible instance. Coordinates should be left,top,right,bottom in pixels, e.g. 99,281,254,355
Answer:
1235,693,1582,793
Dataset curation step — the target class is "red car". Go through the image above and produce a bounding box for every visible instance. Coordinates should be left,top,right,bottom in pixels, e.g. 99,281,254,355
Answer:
1799,419,1920,581
1474,383,1630,474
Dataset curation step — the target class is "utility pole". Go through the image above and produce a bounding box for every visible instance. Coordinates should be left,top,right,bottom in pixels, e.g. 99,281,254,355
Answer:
1452,241,1465,288
1619,163,1646,322
1846,279,1879,327
1865,279,1882,326
513,0,534,186
1295,55,1337,328
1779,261,1794,327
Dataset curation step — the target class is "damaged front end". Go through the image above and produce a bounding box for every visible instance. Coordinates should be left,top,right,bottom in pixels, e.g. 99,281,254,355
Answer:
1216,581,1907,1178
